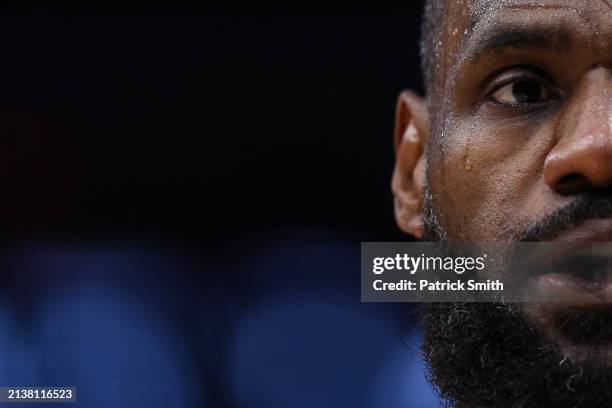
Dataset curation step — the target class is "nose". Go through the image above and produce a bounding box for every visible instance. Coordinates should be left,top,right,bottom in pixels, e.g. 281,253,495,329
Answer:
544,68,612,195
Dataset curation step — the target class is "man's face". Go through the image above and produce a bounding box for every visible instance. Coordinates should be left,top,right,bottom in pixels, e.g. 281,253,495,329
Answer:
429,0,612,351
411,1,612,406
430,0,612,242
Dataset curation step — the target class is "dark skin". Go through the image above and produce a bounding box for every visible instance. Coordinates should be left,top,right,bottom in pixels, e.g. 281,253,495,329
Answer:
394,0,612,362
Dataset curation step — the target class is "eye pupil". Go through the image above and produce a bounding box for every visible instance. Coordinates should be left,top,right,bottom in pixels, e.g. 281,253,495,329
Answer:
512,81,541,103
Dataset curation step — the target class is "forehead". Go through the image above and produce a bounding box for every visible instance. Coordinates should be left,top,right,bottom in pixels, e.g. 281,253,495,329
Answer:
435,0,612,98
457,0,608,29
445,0,610,53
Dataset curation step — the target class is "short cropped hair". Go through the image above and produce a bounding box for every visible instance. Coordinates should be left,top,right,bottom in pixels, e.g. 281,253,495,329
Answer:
420,0,444,97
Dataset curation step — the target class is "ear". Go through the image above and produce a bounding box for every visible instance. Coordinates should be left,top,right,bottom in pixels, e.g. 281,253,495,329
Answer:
392,90,429,238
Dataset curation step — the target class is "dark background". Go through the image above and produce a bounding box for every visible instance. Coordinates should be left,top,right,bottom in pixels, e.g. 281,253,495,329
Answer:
0,13,424,245
0,10,439,408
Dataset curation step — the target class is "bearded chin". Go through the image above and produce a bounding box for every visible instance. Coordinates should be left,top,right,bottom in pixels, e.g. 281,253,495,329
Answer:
420,190,612,407
421,302,612,407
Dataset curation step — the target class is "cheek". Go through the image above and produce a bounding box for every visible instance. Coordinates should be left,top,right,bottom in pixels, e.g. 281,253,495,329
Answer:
429,115,558,240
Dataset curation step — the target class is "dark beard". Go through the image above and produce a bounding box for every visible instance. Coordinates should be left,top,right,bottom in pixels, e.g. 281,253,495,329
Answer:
420,187,612,407
421,302,612,408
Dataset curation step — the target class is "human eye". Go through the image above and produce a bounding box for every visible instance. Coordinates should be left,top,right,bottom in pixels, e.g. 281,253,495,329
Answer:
486,66,560,108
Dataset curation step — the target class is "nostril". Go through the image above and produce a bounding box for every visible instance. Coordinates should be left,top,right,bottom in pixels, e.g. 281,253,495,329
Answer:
558,173,583,185
555,173,590,195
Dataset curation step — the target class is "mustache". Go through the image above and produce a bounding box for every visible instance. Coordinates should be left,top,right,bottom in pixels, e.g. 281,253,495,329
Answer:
519,191,612,242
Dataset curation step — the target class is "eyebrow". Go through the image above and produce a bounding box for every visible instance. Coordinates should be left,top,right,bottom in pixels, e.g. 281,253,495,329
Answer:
461,24,574,64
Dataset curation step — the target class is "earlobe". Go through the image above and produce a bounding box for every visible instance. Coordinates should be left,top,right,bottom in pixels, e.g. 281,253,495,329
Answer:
392,90,429,238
